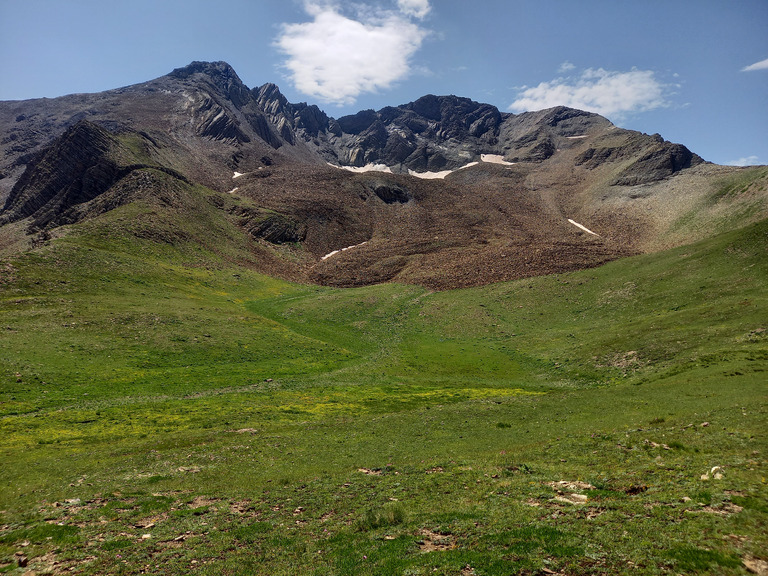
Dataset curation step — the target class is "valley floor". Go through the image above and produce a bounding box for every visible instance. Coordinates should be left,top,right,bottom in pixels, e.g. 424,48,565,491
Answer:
1,220,766,575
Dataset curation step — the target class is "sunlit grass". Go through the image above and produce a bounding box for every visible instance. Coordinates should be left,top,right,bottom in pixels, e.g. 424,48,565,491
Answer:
0,212,766,574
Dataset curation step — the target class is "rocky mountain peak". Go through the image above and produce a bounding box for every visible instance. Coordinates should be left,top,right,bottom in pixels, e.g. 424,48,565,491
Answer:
405,94,503,129
254,83,287,113
168,61,251,108
168,60,241,83
254,83,331,141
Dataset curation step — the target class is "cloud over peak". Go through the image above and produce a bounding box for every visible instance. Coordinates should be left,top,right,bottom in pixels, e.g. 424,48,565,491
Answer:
275,1,430,106
509,67,670,119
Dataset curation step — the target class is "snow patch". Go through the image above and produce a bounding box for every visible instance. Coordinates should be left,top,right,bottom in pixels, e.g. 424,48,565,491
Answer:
566,135,588,140
481,154,515,166
327,163,393,174
228,187,239,194
328,156,520,180
233,171,244,179
408,163,479,180
568,219,599,236
321,241,369,261
408,168,455,180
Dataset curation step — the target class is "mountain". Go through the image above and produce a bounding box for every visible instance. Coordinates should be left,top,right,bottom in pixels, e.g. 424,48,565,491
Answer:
1,61,766,289
3,62,767,576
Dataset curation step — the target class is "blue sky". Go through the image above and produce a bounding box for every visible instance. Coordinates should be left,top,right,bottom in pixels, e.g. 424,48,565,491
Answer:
1,0,766,166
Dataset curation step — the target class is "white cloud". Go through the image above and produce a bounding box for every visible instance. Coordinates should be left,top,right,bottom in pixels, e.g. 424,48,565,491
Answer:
558,61,575,73
727,156,761,167
397,0,430,19
509,67,670,119
742,58,768,72
275,1,430,106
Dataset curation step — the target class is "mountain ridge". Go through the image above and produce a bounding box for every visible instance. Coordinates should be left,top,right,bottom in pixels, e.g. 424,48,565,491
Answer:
0,60,707,198
1,60,765,289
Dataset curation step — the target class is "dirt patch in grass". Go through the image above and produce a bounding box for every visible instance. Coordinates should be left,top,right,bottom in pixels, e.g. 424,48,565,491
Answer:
228,500,256,515
418,529,456,552
188,496,219,510
686,503,744,516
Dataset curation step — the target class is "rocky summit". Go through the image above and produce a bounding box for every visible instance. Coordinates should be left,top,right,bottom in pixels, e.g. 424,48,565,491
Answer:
1,61,765,289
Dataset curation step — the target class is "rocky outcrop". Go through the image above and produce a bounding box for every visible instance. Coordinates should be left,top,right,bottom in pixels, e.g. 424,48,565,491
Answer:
363,178,411,204
611,141,704,186
172,62,286,150
575,131,704,185
1,121,126,228
254,83,332,143
403,94,503,141
236,207,307,244
317,95,506,171
195,97,251,144
0,121,188,230
254,88,684,177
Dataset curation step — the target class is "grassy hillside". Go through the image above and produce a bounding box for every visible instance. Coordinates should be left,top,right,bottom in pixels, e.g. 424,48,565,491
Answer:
0,204,766,574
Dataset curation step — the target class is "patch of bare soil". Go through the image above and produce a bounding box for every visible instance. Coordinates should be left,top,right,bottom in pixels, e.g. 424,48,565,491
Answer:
686,503,744,516
22,551,96,575
417,529,456,552
229,500,257,515
188,496,219,509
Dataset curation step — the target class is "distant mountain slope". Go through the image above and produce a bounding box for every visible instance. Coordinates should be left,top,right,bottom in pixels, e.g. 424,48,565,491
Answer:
1,61,766,289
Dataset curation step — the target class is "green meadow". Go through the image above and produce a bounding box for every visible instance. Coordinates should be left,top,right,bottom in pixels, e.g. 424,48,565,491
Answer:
1,196,766,574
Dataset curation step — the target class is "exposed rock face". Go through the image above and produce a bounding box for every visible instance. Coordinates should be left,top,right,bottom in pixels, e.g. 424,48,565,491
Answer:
254,82,331,143
363,178,411,204
195,97,252,144
576,132,704,185
253,86,699,179
2,121,128,228
306,94,507,171
0,120,188,230
170,62,286,149
611,141,703,186
236,208,308,244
